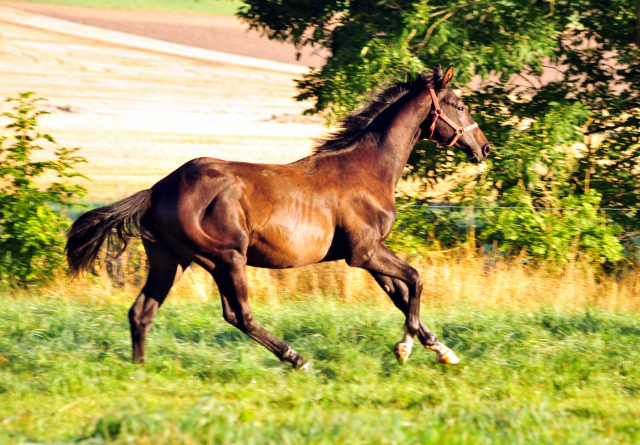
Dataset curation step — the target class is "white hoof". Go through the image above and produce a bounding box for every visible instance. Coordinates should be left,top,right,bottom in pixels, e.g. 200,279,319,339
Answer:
298,361,311,371
428,343,460,364
437,348,460,364
394,342,411,365
394,332,415,365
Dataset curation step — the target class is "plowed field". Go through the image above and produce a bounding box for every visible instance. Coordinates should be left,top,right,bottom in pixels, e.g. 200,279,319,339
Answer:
0,3,324,200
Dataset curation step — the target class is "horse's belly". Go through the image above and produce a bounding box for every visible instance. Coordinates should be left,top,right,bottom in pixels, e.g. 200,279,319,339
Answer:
246,225,333,268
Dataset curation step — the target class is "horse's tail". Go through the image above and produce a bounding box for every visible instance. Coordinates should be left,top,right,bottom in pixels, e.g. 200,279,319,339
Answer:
66,189,153,276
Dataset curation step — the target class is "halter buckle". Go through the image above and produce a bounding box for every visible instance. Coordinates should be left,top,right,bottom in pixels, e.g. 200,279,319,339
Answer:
435,109,443,116
455,127,465,135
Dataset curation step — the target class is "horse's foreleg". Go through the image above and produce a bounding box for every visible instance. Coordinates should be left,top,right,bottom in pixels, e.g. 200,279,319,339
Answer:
353,241,458,365
369,272,460,365
350,241,421,332
211,260,309,370
129,241,189,364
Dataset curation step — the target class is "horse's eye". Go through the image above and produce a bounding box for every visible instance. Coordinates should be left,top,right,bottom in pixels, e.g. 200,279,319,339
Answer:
457,106,464,112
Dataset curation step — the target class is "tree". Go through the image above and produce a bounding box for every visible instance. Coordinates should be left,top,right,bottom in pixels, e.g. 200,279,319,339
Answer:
239,0,639,264
0,93,87,285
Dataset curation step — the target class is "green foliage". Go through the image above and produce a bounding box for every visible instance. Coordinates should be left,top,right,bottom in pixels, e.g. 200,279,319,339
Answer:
239,0,640,265
2,297,640,443
387,200,477,253
239,0,569,120
388,191,624,265
0,93,86,285
482,190,624,264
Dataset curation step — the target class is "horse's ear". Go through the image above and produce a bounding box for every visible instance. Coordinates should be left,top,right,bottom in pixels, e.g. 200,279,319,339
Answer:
441,65,454,88
432,64,443,81
419,70,430,83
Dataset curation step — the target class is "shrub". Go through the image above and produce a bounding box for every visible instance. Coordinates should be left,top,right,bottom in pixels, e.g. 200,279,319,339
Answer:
0,93,87,286
386,191,624,267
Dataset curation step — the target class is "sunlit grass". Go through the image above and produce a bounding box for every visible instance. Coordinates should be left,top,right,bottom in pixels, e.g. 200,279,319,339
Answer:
2,294,640,444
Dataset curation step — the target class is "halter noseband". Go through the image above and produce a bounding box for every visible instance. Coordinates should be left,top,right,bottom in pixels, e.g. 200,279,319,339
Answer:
427,88,479,147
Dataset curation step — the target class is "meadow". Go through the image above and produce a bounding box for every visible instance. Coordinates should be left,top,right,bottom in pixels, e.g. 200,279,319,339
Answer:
3,1,640,443
2,268,640,444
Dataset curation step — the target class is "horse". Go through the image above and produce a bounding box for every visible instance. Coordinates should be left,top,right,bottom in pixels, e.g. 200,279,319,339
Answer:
66,64,491,370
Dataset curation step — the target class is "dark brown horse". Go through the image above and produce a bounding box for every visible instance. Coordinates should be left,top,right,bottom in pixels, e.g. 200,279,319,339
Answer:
67,65,491,369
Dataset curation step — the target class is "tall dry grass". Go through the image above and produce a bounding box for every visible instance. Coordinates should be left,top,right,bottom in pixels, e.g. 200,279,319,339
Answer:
24,249,640,311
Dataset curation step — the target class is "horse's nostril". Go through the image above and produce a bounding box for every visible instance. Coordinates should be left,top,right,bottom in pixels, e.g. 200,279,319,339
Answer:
483,144,492,156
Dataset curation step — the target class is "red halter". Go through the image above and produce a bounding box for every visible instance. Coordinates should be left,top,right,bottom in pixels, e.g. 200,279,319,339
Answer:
427,88,479,147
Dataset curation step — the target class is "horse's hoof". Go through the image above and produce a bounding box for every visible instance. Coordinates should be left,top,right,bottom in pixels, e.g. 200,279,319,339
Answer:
394,342,411,365
436,348,460,364
297,361,311,371
427,343,460,365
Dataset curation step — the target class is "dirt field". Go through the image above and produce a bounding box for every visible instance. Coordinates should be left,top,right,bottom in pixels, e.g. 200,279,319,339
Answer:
0,4,325,200
0,1,327,67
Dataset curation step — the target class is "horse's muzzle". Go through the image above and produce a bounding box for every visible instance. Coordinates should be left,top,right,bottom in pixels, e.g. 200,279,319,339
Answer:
468,143,492,163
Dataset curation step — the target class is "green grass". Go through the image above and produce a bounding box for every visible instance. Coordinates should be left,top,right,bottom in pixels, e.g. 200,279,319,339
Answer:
2,295,640,444
11,0,244,15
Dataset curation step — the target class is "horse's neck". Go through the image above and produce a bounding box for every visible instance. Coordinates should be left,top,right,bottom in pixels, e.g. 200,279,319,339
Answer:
363,86,433,187
310,87,432,192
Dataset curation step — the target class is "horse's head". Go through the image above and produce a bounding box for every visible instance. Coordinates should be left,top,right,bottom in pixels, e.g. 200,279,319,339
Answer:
418,65,491,164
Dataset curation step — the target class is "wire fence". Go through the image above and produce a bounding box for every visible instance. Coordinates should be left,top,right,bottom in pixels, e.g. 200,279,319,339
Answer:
402,205,639,211
33,196,640,287
8,187,640,212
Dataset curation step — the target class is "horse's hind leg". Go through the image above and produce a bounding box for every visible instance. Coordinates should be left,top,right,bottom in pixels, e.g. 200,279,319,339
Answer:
209,259,308,369
369,271,459,365
129,239,190,364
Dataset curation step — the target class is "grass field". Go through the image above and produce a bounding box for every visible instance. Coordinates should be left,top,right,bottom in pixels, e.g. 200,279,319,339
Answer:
7,0,244,14
2,294,640,444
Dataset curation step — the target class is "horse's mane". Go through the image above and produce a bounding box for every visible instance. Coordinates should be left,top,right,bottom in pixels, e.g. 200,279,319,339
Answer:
313,71,434,153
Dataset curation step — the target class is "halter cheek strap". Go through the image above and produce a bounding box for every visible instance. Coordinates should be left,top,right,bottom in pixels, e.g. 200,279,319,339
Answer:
428,88,479,147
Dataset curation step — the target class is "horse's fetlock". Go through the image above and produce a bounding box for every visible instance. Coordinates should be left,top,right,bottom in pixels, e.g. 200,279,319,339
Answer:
282,347,305,368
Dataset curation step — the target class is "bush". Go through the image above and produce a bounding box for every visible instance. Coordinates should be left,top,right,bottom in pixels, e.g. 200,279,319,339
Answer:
0,93,87,286
386,191,624,267
481,190,624,265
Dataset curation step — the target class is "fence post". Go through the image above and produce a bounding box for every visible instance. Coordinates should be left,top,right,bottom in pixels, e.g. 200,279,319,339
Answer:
467,205,475,255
